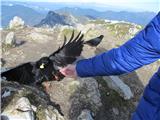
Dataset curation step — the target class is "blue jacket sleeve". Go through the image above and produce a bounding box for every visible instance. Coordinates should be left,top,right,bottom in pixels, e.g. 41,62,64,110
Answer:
76,12,160,77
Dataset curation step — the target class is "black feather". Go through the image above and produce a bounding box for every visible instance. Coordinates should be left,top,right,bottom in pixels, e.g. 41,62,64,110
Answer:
1,63,35,85
49,31,84,67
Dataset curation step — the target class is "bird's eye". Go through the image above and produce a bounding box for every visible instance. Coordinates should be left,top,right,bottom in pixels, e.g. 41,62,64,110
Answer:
40,63,45,69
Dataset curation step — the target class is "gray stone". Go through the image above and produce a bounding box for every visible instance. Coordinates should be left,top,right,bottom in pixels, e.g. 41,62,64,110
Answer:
5,32,16,46
78,109,94,120
103,76,133,100
112,107,119,115
9,16,25,29
1,81,64,120
1,89,11,98
0,58,5,67
45,108,64,120
15,97,33,112
2,93,35,120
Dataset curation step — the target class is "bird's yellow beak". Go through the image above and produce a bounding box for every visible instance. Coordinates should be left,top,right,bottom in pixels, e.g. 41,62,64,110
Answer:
40,63,45,69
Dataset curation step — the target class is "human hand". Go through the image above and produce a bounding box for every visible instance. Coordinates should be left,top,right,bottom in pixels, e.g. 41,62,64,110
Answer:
59,64,78,78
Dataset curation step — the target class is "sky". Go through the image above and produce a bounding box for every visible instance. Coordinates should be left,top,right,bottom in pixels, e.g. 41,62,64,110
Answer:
2,0,160,12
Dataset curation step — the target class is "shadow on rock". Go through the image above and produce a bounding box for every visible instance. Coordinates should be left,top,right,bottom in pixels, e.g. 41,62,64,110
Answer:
16,41,26,47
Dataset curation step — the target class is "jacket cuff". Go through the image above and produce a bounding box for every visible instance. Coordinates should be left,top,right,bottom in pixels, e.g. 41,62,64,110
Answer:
76,59,94,77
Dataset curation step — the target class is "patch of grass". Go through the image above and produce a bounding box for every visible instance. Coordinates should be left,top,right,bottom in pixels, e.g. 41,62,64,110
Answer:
85,29,100,39
107,23,130,36
62,28,76,35
61,28,80,40
36,106,47,120
89,20,106,24
2,43,14,52
68,82,79,94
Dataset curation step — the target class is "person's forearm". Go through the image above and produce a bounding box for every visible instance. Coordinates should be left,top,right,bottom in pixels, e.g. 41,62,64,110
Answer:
76,12,160,77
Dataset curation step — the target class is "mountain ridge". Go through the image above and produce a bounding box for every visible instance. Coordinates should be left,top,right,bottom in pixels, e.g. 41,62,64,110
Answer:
56,7,156,26
1,3,157,28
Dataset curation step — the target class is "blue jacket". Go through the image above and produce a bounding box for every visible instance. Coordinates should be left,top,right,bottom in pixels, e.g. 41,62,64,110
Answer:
76,12,160,120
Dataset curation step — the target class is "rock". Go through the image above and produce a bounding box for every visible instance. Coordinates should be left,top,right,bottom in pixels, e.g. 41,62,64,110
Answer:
15,97,34,112
1,81,64,120
77,109,94,120
41,53,48,57
4,32,16,46
1,88,11,98
112,107,119,115
103,76,133,100
2,97,35,120
129,26,140,35
47,77,102,120
9,16,25,29
44,108,64,120
0,58,5,67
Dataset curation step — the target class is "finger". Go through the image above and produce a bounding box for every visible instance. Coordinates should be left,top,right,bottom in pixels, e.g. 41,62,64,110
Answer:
59,68,67,76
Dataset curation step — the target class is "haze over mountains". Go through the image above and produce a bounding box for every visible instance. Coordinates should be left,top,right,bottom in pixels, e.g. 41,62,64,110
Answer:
1,4,45,27
1,1,157,28
56,7,156,26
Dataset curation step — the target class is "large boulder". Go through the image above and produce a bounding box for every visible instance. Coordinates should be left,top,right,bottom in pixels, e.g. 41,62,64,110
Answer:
9,16,25,29
77,109,94,120
46,77,102,120
103,76,133,100
1,81,64,120
4,32,16,46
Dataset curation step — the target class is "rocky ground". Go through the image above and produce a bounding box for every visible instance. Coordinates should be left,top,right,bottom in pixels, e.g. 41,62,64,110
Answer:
1,17,160,120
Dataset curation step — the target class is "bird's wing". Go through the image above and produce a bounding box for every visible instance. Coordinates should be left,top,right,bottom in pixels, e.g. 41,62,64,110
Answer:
1,62,34,84
49,30,84,67
84,35,104,44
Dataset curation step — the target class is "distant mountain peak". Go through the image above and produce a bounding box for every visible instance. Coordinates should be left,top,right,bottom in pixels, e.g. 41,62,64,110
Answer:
35,11,68,27
48,11,56,15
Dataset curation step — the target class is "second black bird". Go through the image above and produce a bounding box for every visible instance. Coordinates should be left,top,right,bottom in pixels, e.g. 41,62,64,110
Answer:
84,35,104,47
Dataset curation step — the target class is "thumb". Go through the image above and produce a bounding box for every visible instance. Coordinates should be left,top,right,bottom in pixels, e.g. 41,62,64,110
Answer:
59,68,68,76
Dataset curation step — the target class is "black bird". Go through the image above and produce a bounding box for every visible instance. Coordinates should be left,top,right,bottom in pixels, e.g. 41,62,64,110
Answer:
1,31,84,85
84,35,104,47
